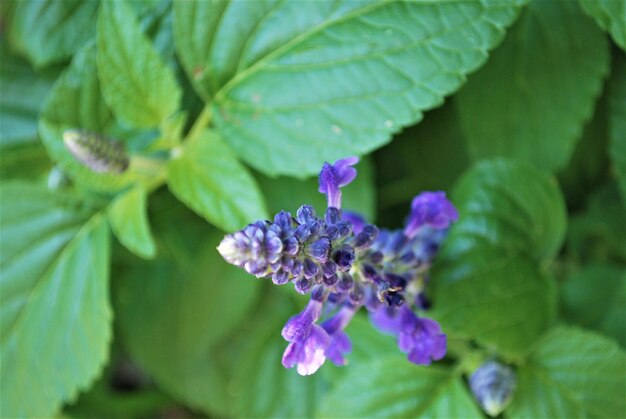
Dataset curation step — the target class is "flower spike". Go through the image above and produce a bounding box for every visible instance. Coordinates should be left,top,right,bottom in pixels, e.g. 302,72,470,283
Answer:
218,157,460,375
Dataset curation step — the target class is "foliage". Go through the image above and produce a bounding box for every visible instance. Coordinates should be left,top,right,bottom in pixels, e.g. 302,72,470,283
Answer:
0,1,624,418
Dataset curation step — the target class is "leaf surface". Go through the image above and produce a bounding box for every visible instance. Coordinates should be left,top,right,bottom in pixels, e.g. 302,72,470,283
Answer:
167,130,267,231
0,183,112,417
456,0,609,172
174,0,526,176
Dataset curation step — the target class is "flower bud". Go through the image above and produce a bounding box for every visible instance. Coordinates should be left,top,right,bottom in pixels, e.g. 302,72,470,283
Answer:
469,360,517,417
63,129,129,173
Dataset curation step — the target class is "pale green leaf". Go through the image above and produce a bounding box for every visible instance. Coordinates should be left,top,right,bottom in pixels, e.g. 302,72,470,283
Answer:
97,0,181,128
561,264,626,347
257,157,376,221
432,160,565,356
509,326,626,418
39,43,150,192
0,46,57,148
456,0,610,172
174,0,526,177
167,130,268,231
580,0,626,50
0,183,112,417
317,357,482,418
608,53,626,206
107,186,156,259
7,0,99,67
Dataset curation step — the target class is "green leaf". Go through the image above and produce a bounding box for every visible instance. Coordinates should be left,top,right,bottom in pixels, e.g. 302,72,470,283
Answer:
257,157,376,221
446,160,567,263
580,0,626,50
113,197,262,415
608,53,626,205
7,0,99,67
0,182,112,417
97,0,181,128
39,43,149,193
560,264,626,347
432,160,566,357
317,357,481,418
567,183,626,264
509,326,626,418
174,0,527,177
0,46,57,148
167,130,268,231
107,186,156,259
455,0,610,172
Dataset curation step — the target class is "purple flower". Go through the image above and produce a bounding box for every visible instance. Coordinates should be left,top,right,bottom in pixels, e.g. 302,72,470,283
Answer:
281,295,333,375
343,211,366,235
321,306,356,366
371,305,446,366
404,191,459,239
319,156,359,209
282,325,330,376
397,306,446,365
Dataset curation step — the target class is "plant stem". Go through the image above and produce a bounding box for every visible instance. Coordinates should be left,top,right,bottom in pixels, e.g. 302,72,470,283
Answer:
187,104,213,142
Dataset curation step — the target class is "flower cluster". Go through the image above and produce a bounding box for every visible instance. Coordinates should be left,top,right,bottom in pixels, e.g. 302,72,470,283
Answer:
218,157,459,375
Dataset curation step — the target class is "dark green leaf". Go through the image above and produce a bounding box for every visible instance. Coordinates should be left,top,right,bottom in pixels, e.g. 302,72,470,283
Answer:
509,326,626,418
561,264,626,346
97,0,181,128
567,183,626,264
608,52,626,205
7,0,99,67
375,103,470,220
107,186,156,259
456,0,610,172
257,157,376,221
317,357,481,418
432,160,566,357
0,182,112,417
167,130,268,231
580,0,626,50
174,0,527,177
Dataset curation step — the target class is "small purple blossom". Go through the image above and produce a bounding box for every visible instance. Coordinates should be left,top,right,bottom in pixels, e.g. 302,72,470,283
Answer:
319,156,359,209
404,191,459,239
321,306,356,366
218,157,460,375
371,305,446,366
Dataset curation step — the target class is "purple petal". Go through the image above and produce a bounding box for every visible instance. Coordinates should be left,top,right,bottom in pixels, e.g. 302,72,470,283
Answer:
281,299,323,342
344,212,364,233
318,156,359,209
370,306,402,335
404,191,459,238
325,331,352,366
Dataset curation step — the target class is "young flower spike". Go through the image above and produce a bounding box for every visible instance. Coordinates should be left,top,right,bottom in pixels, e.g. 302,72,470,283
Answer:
217,156,460,375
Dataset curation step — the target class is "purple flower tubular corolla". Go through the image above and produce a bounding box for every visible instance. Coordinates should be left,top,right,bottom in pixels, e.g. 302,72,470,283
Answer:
318,156,359,209
217,156,459,375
